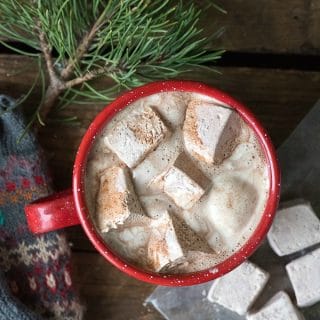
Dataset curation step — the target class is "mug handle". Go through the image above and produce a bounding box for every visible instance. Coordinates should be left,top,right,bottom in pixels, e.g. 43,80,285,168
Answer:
25,189,81,234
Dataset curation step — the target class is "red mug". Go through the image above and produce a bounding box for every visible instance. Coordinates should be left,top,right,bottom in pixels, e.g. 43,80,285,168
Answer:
25,80,280,286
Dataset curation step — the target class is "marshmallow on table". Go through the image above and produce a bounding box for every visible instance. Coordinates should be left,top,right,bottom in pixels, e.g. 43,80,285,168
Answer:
286,247,320,307
95,166,144,232
105,211,184,272
207,261,269,315
104,106,169,168
268,202,320,256
247,291,303,320
183,100,241,164
152,152,211,210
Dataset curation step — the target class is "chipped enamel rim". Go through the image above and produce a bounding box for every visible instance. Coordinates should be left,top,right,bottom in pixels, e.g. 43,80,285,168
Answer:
73,80,281,286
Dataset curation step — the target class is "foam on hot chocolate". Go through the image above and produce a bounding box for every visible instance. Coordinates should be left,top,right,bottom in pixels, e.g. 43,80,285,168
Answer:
85,91,269,273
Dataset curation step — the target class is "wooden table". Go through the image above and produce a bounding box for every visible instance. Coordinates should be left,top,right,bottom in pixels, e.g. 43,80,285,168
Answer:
1,1,320,319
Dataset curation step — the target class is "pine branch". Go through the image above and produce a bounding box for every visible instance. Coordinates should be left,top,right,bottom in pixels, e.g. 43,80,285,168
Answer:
37,24,65,122
0,0,225,129
60,5,112,80
38,28,58,85
64,67,111,88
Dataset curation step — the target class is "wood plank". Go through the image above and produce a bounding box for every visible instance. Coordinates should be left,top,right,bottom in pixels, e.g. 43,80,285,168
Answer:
72,252,162,320
199,0,320,54
1,1,320,55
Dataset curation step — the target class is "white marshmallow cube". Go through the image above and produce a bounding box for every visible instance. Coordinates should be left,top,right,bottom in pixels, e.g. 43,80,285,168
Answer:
268,203,320,256
132,129,183,195
106,211,184,272
160,167,205,210
183,100,241,164
104,106,169,168
207,261,269,315
247,291,303,320
95,166,144,232
147,211,185,271
152,152,210,209
286,247,320,307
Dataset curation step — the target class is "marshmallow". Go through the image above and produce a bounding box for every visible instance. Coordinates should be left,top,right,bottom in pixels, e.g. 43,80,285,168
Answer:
140,194,214,254
105,211,184,272
268,202,320,256
247,291,303,320
173,152,211,189
183,100,241,164
143,91,191,127
152,152,210,209
95,166,144,232
286,247,320,307
104,106,169,168
207,261,269,315
171,214,214,254
132,129,183,195
148,212,184,272
204,175,258,240
156,167,205,210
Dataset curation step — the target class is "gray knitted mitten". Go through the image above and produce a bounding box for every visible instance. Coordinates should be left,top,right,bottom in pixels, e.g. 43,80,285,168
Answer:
0,95,83,319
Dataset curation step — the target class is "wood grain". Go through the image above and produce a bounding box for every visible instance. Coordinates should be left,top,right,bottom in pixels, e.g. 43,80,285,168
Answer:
2,1,320,56
200,0,320,54
1,54,320,319
72,252,162,320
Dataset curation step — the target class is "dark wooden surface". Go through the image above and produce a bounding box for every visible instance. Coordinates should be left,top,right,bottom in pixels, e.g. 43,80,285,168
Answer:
201,0,320,55
1,2,320,319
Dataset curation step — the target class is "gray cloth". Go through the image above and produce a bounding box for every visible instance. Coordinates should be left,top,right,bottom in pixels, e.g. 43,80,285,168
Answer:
0,272,41,320
278,99,320,215
0,95,36,162
0,95,41,319
0,95,83,319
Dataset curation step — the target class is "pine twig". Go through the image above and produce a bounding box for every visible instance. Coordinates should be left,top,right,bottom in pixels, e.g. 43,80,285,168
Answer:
37,26,64,122
37,27,62,88
64,67,111,88
61,6,112,80
60,22,101,80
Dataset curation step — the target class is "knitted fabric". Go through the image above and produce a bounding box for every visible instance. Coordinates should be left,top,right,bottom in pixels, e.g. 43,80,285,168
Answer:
0,95,83,319
0,272,41,320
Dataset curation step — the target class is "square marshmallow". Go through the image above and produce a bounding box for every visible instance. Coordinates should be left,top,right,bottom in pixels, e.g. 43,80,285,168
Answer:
147,212,185,271
106,211,184,272
152,152,210,209
286,247,320,307
95,166,144,232
132,129,183,195
247,291,303,320
207,261,269,315
161,167,205,210
104,106,169,168
140,194,213,254
183,100,241,164
268,202,320,256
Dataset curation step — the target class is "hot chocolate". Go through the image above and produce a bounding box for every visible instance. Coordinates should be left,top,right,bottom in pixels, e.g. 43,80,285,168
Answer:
85,91,269,273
